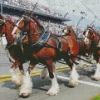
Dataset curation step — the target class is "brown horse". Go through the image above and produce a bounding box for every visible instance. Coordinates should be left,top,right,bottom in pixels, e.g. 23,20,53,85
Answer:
64,26,92,57
83,26,100,80
64,26,77,38
0,15,30,87
12,13,80,97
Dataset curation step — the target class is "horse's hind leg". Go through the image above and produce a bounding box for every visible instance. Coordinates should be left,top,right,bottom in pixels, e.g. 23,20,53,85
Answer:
69,64,79,87
64,55,79,87
46,59,59,96
91,53,100,80
40,66,49,79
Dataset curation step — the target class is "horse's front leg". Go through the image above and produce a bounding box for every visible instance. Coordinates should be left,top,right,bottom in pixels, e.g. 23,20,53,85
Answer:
66,55,79,87
10,60,24,87
19,59,36,98
46,59,59,96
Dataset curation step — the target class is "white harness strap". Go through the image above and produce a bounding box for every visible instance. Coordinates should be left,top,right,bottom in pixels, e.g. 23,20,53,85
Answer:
12,18,23,35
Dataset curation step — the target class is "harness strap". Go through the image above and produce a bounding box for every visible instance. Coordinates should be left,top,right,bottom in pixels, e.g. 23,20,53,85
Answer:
60,36,70,55
51,35,62,51
31,32,50,49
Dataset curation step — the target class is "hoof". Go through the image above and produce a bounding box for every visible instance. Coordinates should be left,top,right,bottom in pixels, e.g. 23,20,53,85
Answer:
15,83,21,87
47,87,59,96
91,60,97,64
19,93,30,98
91,76,100,81
68,80,78,87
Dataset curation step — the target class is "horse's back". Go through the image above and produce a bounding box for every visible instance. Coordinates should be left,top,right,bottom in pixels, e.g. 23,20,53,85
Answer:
46,36,79,56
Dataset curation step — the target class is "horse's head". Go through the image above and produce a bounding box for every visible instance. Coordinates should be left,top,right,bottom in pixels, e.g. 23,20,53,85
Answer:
12,14,30,36
12,12,43,43
83,26,96,45
0,14,6,36
64,26,77,38
0,14,14,36
0,14,16,44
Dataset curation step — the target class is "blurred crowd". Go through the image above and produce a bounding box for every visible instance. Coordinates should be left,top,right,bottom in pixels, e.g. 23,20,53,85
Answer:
1,0,86,37
4,14,66,35
3,13,85,38
3,0,33,10
34,4,63,17
3,0,63,18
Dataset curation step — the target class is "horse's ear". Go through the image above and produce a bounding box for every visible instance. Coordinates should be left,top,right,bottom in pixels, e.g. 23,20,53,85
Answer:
23,12,31,21
70,25,73,29
24,12,31,17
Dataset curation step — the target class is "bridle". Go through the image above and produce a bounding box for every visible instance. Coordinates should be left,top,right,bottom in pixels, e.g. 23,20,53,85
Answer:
83,28,100,46
83,28,92,45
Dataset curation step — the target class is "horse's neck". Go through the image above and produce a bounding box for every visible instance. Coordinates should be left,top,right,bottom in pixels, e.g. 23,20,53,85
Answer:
29,22,42,44
68,28,77,38
78,40,85,51
79,40,89,55
5,21,14,44
70,31,77,38
93,33,100,45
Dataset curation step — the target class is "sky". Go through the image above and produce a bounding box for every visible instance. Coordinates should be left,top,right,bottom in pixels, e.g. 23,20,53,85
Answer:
29,0,100,28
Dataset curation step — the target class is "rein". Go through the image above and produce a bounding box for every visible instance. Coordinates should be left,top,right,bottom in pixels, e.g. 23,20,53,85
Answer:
23,15,44,33
0,36,15,63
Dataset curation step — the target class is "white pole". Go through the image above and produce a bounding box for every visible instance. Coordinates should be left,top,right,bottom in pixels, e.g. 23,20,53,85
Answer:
1,0,3,14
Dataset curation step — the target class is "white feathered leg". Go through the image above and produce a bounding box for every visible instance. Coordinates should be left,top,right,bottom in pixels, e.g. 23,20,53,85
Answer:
19,71,33,98
91,63,100,80
47,64,59,96
40,67,49,79
69,64,79,87
10,69,22,87
47,73,59,96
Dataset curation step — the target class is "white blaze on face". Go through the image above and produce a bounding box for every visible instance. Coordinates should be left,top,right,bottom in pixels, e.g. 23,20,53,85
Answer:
64,29,67,33
84,30,90,44
11,18,23,36
85,30,89,37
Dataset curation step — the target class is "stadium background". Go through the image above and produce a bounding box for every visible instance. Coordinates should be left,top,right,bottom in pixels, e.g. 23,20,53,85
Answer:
1,0,100,45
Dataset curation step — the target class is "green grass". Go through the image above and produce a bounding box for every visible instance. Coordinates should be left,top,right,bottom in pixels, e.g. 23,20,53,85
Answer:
90,95,100,100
